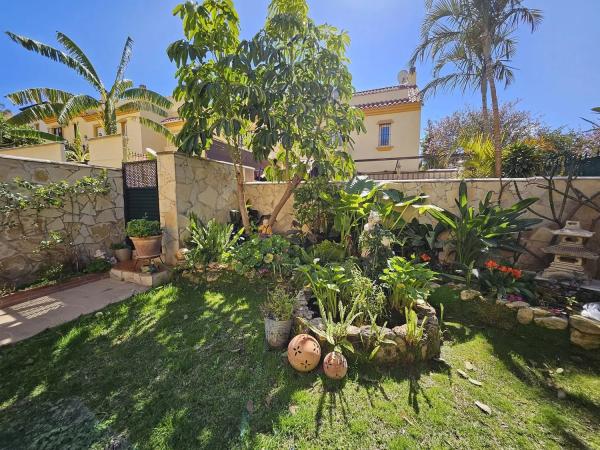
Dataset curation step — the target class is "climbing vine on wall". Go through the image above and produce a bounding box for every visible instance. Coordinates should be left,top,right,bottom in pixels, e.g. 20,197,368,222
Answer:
0,170,111,272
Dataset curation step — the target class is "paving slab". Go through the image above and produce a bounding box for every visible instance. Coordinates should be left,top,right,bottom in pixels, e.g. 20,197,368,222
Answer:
0,278,149,346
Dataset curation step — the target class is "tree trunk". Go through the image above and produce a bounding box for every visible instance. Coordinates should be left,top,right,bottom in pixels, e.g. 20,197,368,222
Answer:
488,74,502,177
230,144,251,233
267,174,302,228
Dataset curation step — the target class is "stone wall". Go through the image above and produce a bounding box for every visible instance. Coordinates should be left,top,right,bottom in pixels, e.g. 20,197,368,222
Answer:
244,177,600,274
0,155,125,287
157,152,252,264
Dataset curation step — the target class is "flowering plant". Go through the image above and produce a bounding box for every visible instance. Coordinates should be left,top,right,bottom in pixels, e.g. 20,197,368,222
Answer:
479,260,534,300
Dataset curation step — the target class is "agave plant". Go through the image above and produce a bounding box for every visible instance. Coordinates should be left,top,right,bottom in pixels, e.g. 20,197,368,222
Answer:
427,180,540,267
5,32,173,139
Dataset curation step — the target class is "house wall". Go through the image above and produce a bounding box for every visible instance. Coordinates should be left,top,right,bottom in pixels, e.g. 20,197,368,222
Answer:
349,106,421,173
0,142,66,162
0,155,125,287
88,134,125,168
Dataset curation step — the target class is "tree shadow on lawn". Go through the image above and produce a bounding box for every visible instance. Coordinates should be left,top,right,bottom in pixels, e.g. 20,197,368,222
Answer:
0,274,318,449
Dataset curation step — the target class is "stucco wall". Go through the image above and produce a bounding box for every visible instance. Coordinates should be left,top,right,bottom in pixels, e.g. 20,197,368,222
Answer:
88,134,125,168
244,177,600,272
0,155,125,287
0,142,66,162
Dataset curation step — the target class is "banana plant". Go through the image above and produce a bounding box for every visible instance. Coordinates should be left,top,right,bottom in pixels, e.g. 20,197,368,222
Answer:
5,32,173,140
427,180,540,267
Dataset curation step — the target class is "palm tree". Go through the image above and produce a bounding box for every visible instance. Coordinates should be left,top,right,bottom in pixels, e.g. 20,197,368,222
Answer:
411,0,542,176
5,32,173,140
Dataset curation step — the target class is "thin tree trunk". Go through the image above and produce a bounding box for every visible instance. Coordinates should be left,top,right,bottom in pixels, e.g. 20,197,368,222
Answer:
488,74,502,177
230,143,251,233
267,174,302,228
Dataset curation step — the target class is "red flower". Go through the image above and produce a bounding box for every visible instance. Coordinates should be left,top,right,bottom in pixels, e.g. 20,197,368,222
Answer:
485,260,499,270
420,253,431,262
498,265,510,273
511,269,522,279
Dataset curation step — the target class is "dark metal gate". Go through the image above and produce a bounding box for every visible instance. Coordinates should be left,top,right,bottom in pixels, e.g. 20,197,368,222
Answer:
123,160,159,224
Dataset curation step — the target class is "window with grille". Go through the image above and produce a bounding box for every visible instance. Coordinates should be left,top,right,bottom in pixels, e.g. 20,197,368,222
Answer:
379,123,390,147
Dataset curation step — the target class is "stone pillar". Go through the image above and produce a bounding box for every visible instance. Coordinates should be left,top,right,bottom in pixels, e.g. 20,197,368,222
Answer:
156,151,179,265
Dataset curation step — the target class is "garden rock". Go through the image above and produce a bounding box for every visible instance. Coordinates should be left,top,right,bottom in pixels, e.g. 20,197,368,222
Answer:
346,325,361,344
517,307,534,325
569,315,600,335
505,301,530,310
531,307,553,318
534,316,568,330
460,289,482,301
570,329,600,350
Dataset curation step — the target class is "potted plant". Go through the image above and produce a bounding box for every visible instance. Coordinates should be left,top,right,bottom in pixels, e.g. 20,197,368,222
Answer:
111,242,132,262
126,218,162,259
261,285,296,348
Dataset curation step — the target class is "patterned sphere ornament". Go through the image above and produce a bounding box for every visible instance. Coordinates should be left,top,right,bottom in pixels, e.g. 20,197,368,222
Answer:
323,351,348,380
287,334,321,372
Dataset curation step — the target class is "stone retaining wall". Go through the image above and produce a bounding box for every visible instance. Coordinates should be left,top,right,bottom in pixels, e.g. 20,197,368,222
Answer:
0,155,124,287
244,177,600,275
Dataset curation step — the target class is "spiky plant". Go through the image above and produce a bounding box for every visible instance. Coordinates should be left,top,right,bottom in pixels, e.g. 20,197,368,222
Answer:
5,32,173,140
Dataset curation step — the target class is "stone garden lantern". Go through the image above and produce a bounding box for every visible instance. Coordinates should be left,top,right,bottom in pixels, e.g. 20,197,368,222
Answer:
541,221,598,283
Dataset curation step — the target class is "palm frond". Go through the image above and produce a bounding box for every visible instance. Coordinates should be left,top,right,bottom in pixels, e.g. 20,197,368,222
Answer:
120,88,172,110
116,101,169,118
8,127,64,142
5,88,74,106
6,32,102,90
7,103,64,125
55,32,102,89
112,37,134,89
57,95,101,125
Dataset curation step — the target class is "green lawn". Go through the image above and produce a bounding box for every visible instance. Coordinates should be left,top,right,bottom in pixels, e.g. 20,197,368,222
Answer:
1,274,599,449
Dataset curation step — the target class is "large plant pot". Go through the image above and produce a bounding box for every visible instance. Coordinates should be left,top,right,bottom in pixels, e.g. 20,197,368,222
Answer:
130,235,162,259
265,318,293,348
323,351,348,380
114,248,132,262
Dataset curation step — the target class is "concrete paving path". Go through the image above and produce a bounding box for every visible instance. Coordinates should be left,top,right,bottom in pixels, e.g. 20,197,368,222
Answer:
0,278,149,346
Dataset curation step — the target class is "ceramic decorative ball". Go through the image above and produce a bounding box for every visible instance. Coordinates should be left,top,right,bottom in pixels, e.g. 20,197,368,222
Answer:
323,351,348,380
288,334,321,372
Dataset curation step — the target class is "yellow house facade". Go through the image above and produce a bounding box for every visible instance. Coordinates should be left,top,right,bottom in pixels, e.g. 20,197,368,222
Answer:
349,68,421,174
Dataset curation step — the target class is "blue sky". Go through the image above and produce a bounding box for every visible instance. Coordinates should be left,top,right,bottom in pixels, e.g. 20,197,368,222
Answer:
1,0,598,132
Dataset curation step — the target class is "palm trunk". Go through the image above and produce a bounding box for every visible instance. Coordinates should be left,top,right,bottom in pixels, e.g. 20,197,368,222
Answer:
267,174,302,228
480,76,490,137
488,74,502,177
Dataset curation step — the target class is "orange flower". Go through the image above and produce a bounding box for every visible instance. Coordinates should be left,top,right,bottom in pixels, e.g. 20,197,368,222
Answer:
485,260,499,270
499,265,510,273
511,269,522,279
420,253,431,262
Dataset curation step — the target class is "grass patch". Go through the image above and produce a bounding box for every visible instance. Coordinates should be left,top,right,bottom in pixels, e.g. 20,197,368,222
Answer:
0,273,598,449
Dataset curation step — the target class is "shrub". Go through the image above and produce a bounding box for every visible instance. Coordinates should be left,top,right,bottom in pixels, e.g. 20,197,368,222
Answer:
84,258,112,273
110,242,129,250
293,177,338,234
502,143,542,177
126,218,161,238
379,257,437,311
310,240,346,264
232,234,301,280
260,285,296,321
185,214,242,271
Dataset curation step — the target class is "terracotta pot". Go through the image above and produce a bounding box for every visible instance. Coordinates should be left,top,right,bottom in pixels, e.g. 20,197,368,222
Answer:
265,318,293,348
130,235,162,259
323,351,348,380
114,248,132,262
287,334,321,372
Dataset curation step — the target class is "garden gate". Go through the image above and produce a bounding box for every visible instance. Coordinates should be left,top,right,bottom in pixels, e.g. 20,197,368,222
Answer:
122,160,160,224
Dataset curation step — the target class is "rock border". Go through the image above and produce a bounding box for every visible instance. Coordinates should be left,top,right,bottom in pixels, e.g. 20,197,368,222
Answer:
460,289,600,351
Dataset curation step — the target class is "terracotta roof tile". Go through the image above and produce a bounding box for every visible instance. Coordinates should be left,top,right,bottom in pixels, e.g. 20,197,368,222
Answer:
354,84,417,96
354,96,420,109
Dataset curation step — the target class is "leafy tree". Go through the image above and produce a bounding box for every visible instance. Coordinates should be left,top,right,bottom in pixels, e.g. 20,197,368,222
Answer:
421,101,541,169
5,32,172,139
502,143,541,177
411,0,542,176
169,0,364,230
